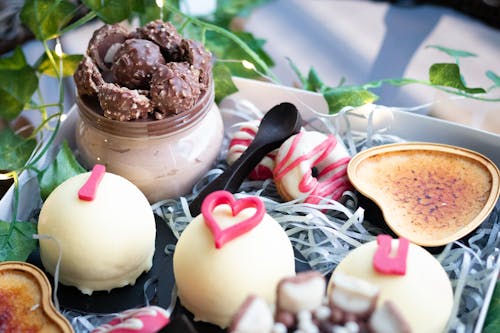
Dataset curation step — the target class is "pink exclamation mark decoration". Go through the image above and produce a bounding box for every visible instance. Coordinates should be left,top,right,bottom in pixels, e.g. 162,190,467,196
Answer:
78,164,106,201
372,235,409,275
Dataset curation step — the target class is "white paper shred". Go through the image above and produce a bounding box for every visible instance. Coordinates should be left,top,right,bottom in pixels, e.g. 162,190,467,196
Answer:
65,99,500,333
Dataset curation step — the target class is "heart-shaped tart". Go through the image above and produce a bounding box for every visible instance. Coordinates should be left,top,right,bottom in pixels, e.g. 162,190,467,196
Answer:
0,261,74,332
348,142,500,247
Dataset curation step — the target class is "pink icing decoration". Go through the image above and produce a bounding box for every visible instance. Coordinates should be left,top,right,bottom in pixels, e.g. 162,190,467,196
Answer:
273,132,351,204
373,235,409,275
78,164,106,201
91,306,170,333
228,122,276,180
201,191,265,249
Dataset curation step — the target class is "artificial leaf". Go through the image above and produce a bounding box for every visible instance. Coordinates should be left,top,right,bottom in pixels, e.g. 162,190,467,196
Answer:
483,281,500,333
429,63,486,94
0,128,37,171
0,49,38,120
36,51,83,78
205,30,273,79
20,0,77,41
323,87,379,114
211,0,273,27
0,47,29,70
82,0,143,23
38,140,86,200
213,63,238,104
426,45,477,59
486,70,500,88
305,67,325,92
0,220,38,262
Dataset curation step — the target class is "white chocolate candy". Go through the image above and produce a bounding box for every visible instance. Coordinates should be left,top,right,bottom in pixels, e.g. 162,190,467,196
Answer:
38,170,156,295
274,131,351,204
173,203,295,328
329,240,453,333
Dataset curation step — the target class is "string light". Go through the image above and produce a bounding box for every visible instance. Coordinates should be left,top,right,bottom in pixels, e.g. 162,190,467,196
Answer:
242,60,256,71
54,39,63,57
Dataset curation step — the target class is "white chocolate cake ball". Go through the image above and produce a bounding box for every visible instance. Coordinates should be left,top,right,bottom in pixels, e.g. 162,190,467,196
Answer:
329,238,453,333
38,168,156,295
173,194,295,328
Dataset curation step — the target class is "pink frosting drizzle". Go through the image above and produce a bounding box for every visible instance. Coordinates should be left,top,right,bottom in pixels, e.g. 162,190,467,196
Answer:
274,132,351,204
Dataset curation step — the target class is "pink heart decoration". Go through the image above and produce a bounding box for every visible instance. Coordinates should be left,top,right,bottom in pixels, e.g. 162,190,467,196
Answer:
201,191,265,249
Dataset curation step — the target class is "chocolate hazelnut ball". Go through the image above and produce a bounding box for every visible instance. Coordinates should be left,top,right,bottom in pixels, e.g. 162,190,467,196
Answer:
74,55,104,97
135,20,183,61
98,83,153,121
150,62,201,118
87,23,129,71
181,39,212,88
111,39,166,89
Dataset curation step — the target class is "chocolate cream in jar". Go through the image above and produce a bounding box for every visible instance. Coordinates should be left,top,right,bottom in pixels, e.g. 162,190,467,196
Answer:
75,81,223,203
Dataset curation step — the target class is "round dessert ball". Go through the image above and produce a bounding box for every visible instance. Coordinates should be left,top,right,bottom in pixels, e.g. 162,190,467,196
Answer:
111,38,166,89
150,62,201,117
173,202,295,328
329,239,453,333
38,169,156,295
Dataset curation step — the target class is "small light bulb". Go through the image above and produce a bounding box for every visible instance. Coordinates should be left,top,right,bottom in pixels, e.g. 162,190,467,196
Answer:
242,60,256,71
55,40,63,57
155,0,164,8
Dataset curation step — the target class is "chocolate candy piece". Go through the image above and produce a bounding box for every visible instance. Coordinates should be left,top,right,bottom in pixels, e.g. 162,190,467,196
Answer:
180,39,212,88
277,271,326,315
87,23,129,71
228,295,274,333
135,20,183,61
368,301,411,333
73,55,104,97
328,273,379,321
111,39,166,89
98,83,153,121
150,62,201,117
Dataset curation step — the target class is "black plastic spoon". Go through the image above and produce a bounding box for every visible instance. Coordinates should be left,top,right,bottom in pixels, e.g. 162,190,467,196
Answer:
189,102,302,216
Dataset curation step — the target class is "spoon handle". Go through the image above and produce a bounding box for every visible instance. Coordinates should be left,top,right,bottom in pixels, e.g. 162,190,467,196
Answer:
188,103,301,216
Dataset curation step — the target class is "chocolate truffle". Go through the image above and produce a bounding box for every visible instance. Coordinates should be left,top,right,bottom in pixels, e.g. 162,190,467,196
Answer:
111,38,166,89
73,55,104,97
98,83,153,121
181,39,212,88
135,20,183,61
87,23,129,71
150,62,201,117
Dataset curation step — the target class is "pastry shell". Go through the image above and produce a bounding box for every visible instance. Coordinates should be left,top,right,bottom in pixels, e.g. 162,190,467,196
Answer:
348,142,500,247
0,261,74,332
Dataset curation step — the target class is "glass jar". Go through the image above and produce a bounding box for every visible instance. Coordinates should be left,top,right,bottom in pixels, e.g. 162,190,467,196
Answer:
75,82,223,203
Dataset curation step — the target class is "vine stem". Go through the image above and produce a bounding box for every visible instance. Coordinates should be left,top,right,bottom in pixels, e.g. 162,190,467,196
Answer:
164,3,280,83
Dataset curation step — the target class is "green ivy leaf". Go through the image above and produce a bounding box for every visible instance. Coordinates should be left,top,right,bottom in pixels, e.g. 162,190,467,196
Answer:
0,128,37,171
486,70,500,88
323,87,379,114
20,0,77,41
205,30,273,79
211,0,273,27
426,45,477,59
305,67,325,92
483,281,500,333
38,140,86,200
36,51,83,78
0,48,38,120
82,0,143,23
0,47,29,70
213,63,238,104
429,63,486,94
0,220,38,262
